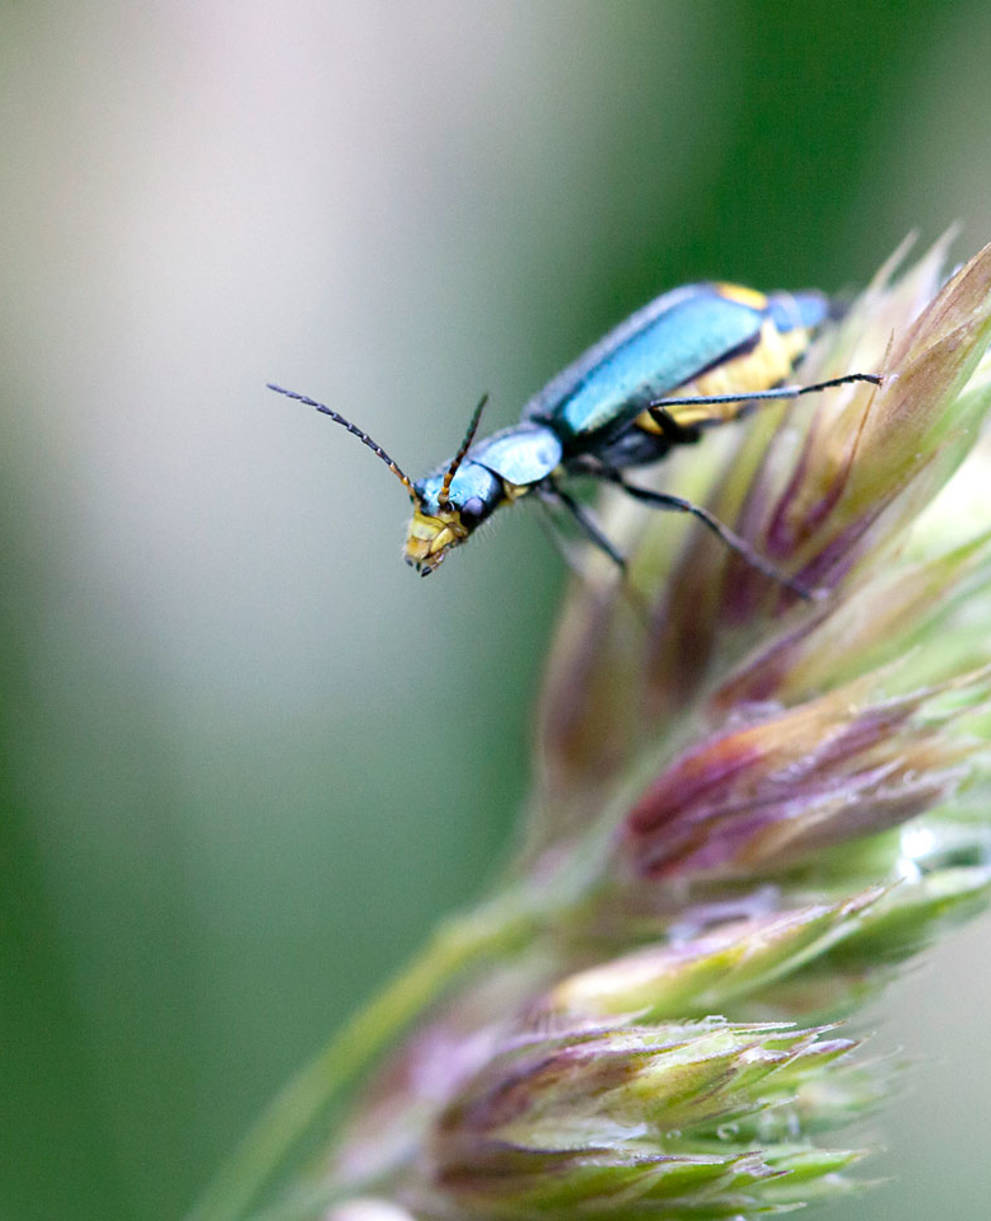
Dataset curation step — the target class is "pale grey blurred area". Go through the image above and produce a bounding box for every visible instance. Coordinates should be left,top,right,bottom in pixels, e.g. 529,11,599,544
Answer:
2,3,991,1218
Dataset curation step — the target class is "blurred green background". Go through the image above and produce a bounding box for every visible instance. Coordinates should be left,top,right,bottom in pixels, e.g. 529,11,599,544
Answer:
2,3,990,1218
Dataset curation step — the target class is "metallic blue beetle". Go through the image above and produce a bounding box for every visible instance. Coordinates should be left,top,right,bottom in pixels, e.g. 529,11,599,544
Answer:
270,281,878,586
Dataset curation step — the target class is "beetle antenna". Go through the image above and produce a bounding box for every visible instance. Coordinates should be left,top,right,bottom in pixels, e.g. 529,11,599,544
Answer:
440,392,488,504
267,383,420,504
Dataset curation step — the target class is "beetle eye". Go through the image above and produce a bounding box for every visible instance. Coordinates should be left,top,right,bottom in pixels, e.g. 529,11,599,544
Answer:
460,496,486,524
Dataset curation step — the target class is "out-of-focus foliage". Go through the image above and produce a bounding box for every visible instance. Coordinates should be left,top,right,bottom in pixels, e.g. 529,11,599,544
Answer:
305,242,991,1221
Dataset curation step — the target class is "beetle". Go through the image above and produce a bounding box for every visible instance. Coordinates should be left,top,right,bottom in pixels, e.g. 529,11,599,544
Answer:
269,281,879,591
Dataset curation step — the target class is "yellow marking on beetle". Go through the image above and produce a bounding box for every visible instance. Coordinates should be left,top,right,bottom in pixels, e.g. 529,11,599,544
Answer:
502,480,535,503
636,321,811,432
715,282,769,310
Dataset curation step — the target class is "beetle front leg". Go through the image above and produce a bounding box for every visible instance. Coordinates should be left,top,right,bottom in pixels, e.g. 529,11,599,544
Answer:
539,484,628,573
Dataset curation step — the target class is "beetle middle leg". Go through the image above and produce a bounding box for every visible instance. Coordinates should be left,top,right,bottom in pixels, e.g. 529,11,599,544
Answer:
599,469,815,600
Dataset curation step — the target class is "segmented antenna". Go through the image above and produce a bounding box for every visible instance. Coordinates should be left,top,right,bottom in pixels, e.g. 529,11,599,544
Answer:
439,392,489,506
267,383,419,504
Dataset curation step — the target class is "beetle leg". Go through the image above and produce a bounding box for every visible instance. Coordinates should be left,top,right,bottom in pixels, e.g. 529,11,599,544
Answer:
534,497,592,582
644,405,702,445
599,470,815,600
540,484,627,573
647,371,881,413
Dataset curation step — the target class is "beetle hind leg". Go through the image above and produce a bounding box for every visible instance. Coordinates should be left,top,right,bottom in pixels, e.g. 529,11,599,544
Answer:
643,405,703,446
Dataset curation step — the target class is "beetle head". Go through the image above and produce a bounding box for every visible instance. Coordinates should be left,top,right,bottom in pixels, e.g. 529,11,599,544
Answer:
404,503,473,575
404,393,492,575
267,383,491,577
